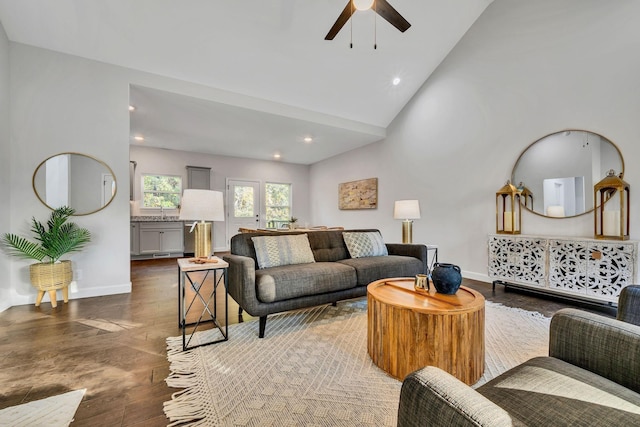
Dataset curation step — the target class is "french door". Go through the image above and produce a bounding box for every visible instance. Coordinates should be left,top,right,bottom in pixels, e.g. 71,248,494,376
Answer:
227,179,261,243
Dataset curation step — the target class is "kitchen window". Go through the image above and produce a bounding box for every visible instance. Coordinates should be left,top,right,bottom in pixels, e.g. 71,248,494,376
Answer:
142,174,182,208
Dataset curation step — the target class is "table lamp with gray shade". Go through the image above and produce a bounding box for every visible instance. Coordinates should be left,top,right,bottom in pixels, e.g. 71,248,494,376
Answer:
179,189,225,258
394,200,420,244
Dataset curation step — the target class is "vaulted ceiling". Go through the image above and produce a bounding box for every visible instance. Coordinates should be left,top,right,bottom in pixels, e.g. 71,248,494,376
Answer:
0,0,493,164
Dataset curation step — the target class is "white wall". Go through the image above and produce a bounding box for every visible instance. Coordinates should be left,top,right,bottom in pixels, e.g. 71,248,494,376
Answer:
0,21,10,312
130,145,310,250
9,44,132,306
310,0,640,282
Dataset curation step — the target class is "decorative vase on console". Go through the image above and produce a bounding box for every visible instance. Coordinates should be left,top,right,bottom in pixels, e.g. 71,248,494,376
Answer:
431,263,462,294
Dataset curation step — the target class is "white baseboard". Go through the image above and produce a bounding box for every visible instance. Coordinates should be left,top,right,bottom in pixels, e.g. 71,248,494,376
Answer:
461,270,491,283
0,301,10,314
10,282,132,308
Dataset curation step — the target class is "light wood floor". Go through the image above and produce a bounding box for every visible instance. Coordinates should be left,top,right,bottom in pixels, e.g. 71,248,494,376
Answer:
0,257,616,426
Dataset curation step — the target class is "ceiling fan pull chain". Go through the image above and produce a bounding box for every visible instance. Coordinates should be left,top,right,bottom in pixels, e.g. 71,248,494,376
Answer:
374,2,377,49
350,1,354,48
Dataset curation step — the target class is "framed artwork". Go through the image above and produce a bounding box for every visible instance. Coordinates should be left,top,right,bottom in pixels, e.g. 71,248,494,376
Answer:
338,178,378,210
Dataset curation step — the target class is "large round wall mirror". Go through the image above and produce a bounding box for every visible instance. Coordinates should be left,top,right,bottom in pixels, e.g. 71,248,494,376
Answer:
33,152,117,215
511,130,624,218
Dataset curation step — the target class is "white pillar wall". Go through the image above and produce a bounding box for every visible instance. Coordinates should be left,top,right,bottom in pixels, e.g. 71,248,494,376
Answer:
0,20,11,312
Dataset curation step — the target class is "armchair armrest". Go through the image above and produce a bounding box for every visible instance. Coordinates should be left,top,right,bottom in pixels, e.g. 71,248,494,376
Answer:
617,285,640,326
549,308,640,394
398,366,513,427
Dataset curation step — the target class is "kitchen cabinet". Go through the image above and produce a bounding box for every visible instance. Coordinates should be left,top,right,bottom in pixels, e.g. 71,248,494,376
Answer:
129,161,136,201
132,221,184,259
184,166,212,255
186,166,211,190
131,223,140,255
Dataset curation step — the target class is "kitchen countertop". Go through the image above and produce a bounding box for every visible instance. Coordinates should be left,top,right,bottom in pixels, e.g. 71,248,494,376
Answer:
131,216,182,222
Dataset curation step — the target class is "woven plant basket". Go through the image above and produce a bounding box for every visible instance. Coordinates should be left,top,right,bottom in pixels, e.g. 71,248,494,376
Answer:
29,261,73,291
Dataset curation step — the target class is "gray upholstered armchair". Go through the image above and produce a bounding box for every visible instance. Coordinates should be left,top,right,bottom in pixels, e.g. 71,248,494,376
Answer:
618,284,640,326
397,308,640,426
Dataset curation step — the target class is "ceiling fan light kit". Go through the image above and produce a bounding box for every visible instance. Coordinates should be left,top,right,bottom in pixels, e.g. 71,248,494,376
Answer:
325,0,411,47
353,0,375,10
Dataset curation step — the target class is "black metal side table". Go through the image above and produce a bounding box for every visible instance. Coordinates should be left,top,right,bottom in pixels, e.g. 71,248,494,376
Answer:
426,244,438,277
177,257,229,351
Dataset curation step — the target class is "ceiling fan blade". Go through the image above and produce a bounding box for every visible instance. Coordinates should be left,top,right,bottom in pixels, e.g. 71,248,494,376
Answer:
325,1,354,40
375,0,411,33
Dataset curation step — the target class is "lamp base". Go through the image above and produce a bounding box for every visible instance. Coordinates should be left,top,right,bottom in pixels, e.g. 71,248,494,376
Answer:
402,220,413,244
194,222,212,258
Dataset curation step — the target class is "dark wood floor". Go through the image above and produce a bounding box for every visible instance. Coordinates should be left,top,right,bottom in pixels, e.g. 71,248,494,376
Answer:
0,257,617,426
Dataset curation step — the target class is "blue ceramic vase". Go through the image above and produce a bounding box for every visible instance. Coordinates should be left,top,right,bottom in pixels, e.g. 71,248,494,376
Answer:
431,263,462,294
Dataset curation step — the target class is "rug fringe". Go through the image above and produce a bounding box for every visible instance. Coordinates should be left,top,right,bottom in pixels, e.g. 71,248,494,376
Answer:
163,391,207,427
164,339,209,426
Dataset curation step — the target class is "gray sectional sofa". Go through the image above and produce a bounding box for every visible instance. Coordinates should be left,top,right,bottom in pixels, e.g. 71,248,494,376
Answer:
223,229,427,337
398,307,640,426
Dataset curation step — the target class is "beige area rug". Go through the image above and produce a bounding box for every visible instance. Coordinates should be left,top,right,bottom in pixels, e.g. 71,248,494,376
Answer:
0,389,85,427
164,299,550,426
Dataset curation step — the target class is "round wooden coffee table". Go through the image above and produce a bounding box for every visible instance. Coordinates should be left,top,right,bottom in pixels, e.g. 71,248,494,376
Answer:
367,277,485,384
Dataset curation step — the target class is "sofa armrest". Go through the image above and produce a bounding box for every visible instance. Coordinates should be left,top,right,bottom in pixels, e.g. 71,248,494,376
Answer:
550,308,640,394
398,366,513,427
386,243,427,271
222,254,259,313
617,285,640,326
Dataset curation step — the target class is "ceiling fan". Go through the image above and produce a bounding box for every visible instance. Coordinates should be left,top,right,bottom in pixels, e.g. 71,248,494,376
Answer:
325,0,411,42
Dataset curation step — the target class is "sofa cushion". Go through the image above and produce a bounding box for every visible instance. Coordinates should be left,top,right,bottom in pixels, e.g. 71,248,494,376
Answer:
342,231,388,258
337,255,425,286
251,234,315,269
255,262,357,303
477,356,640,426
306,230,351,262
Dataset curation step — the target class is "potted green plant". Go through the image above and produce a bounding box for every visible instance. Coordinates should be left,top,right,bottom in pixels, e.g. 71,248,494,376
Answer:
289,217,298,229
1,206,91,307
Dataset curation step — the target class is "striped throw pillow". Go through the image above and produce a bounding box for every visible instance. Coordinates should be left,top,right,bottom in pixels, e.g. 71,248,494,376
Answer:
251,234,316,269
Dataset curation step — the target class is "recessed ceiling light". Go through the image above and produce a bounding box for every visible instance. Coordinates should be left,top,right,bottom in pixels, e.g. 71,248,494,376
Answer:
273,153,281,159
129,105,136,111
392,77,401,86
134,135,145,141
303,137,313,143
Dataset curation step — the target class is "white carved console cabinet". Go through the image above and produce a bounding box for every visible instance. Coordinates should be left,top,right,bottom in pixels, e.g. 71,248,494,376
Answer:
488,234,638,305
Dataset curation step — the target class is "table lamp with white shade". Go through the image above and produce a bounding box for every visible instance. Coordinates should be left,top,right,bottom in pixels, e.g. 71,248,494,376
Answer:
179,189,225,258
394,200,421,244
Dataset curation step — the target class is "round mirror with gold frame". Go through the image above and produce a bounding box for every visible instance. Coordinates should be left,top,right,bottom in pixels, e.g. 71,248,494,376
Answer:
511,130,624,218
33,152,117,215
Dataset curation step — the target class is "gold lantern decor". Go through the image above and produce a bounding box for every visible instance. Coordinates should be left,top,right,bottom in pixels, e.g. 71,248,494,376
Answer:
496,181,521,234
594,169,630,240
516,182,533,209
